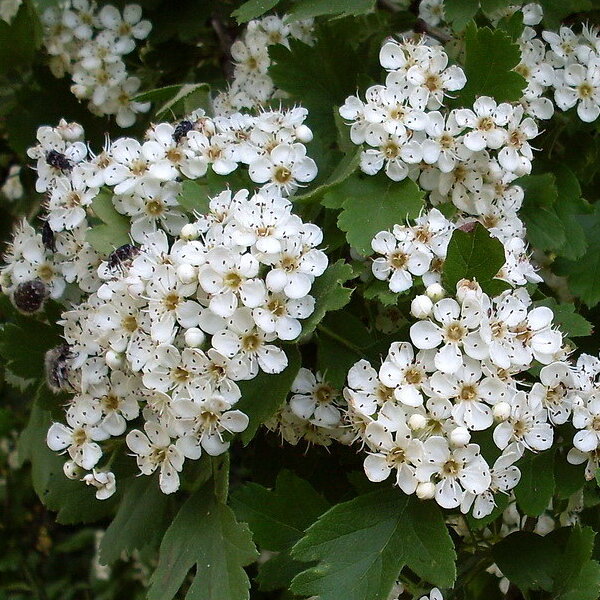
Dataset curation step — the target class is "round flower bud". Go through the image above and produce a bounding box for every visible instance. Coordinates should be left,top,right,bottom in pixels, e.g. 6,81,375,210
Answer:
425,283,445,301
63,460,81,480
13,279,49,314
105,350,124,370
493,401,512,421
410,295,433,319
184,327,205,347
408,413,427,431
177,263,197,284
295,124,313,143
450,426,471,447
416,481,436,500
180,223,198,240
127,278,145,297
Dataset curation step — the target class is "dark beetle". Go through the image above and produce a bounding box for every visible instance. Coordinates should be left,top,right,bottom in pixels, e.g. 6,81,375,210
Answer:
173,120,193,144
42,221,56,252
45,343,73,393
107,243,140,270
12,279,49,314
45,150,72,171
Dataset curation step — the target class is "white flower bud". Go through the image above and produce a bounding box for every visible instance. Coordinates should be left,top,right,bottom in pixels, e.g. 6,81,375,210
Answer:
450,426,471,447
408,413,427,431
180,223,198,240
177,263,197,284
416,481,436,500
184,327,205,347
410,295,433,319
105,349,124,370
295,124,313,143
425,283,445,301
493,401,511,421
63,460,81,480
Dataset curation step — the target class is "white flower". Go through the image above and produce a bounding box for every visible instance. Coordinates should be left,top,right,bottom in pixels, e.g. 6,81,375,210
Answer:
555,60,600,122
126,423,184,494
289,369,341,427
417,436,491,509
363,416,424,494
493,391,553,452
572,394,600,453
248,143,317,193
212,308,288,378
47,412,109,470
82,470,117,500
371,231,432,292
454,97,512,152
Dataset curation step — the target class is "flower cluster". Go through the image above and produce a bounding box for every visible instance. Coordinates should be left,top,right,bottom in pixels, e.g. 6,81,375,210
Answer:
41,0,151,127
214,15,314,115
45,185,328,495
342,281,571,516
266,369,352,447
0,104,317,310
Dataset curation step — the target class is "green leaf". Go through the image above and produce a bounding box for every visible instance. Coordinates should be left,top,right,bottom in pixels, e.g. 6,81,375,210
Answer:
536,298,592,338
553,164,591,261
0,0,43,75
316,311,371,388
337,174,425,256
231,0,281,23
480,0,510,15
444,0,479,31
231,471,330,591
363,279,401,306
232,470,330,552
269,25,361,145
291,490,456,600
0,316,61,380
538,0,592,29
442,224,508,296
457,23,526,105
294,148,361,204
178,179,210,214
147,478,258,600
514,449,555,517
236,346,301,444
299,260,354,342
99,474,170,565
156,83,212,120
517,173,567,252
86,191,131,254
493,526,600,599
555,204,600,308
286,0,376,22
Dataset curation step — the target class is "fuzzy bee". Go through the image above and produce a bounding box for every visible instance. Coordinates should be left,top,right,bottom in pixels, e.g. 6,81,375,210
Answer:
45,343,73,393
106,243,140,271
12,279,49,314
42,221,56,252
173,120,193,144
45,150,73,171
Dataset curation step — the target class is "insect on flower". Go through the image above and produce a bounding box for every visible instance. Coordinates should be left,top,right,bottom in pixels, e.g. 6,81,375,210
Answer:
45,343,74,393
172,120,194,144
106,243,140,271
45,150,73,172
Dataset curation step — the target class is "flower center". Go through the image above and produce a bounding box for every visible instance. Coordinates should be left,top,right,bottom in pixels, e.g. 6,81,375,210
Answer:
442,458,460,477
390,251,408,269
146,199,165,216
73,428,87,446
274,166,292,184
267,298,286,317
315,384,336,404
459,384,478,401
164,292,180,311
404,367,423,385
102,393,120,411
242,333,261,352
478,116,495,131
383,142,399,159
122,315,138,332
387,446,407,466
37,264,54,282
425,74,441,91
166,148,183,163
224,272,242,289
579,82,594,98
445,322,466,342
172,366,190,383
130,159,148,176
